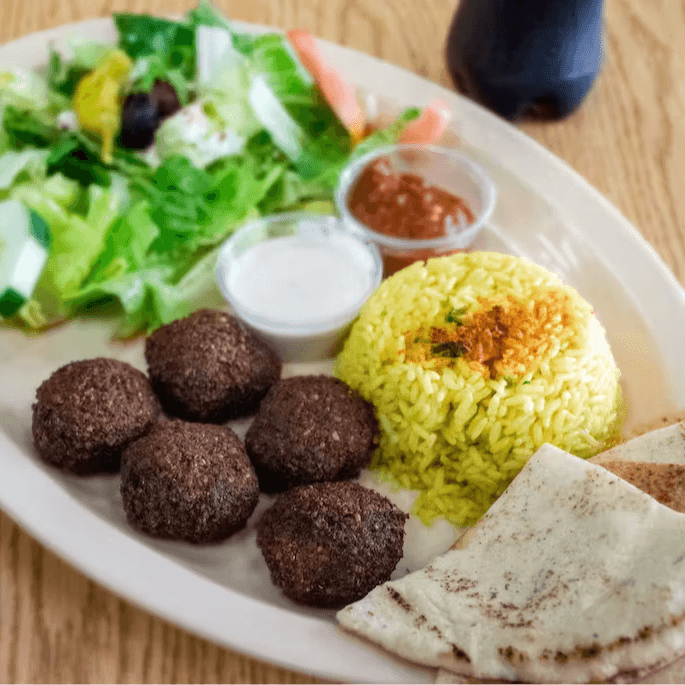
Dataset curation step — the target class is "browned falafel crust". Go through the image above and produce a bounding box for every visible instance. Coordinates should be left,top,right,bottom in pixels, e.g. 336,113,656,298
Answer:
32,357,160,475
145,309,282,423
257,481,407,608
120,419,259,543
245,375,379,492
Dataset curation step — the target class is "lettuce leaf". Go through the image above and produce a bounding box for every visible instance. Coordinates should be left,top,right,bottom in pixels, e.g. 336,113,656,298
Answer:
2,105,60,150
46,40,111,97
113,13,196,84
68,241,222,338
9,175,127,326
186,0,234,31
0,68,65,113
0,149,50,190
0,137,135,329
16,180,122,290
68,263,175,336
46,131,150,187
192,24,352,178
94,200,159,276
154,99,250,168
127,149,280,252
0,69,68,152
126,55,191,105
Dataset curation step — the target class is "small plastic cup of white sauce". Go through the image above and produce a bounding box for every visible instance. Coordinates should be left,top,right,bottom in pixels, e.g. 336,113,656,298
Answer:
215,213,383,362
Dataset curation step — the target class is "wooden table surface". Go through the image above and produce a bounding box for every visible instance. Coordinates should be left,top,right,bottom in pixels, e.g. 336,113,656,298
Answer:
1,0,684,682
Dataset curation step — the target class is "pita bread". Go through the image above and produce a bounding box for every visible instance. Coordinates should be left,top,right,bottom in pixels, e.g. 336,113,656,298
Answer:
588,418,685,514
629,411,685,438
337,444,685,683
590,420,685,466
597,461,685,514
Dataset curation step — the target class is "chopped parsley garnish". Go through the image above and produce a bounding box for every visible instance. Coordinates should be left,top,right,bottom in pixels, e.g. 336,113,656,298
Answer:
445,306,467,324
431,341,467,358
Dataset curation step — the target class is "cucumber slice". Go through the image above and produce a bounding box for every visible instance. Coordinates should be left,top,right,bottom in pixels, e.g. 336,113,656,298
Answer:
0,199,51,318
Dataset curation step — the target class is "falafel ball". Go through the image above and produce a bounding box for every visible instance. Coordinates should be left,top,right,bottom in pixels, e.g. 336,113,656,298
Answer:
145,309,281,423
244,375,379,492
32,357,159,475
257,481,407,607
120,420,259,543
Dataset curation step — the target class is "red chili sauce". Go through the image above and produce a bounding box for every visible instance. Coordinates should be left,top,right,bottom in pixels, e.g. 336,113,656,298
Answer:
348,156,475,275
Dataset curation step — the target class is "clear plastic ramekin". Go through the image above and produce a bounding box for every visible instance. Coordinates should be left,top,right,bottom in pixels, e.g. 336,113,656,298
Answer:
335,144,496,275
215,213,382,362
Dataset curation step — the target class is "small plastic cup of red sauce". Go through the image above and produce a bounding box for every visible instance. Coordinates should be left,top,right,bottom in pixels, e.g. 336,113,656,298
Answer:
335,144,496,276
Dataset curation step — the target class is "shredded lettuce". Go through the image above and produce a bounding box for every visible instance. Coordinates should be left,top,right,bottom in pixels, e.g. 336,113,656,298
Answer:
0,145,129,327
113,13,196,86
12,179,127,325
46,40,112,97
186,0,234,31
2,105,61,150
0,69,68,154
68,242,223,337
45,131,149,187
0,68,62,113
0,149,50,189
126,56,191,106
154,99,249,168
195,25,246,87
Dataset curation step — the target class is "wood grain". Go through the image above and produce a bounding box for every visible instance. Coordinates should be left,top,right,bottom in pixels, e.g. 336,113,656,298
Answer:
1,0,684,682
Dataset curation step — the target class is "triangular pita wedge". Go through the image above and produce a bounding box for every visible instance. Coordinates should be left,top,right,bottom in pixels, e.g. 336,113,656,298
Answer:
628,411,685,438
590,420,685,466
598,461,685,514
338,444,685,683
589,418,685,514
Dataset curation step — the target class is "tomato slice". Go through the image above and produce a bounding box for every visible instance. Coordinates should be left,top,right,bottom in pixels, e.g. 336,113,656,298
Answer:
287,30,368,146
399,99,452,144
287,31,453,147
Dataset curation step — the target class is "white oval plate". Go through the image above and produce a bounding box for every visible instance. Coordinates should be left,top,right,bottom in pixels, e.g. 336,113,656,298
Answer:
1,18,685,684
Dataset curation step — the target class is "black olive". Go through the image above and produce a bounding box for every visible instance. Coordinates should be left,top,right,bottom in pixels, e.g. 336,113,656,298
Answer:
150,80,181,119
120,93,160,150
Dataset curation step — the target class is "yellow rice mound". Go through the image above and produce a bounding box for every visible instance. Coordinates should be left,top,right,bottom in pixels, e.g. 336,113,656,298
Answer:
336,252,623,526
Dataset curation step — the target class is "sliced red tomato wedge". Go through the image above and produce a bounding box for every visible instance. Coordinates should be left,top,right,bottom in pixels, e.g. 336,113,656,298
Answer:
287,30,452,146
287,30,366,145
399,100,452,144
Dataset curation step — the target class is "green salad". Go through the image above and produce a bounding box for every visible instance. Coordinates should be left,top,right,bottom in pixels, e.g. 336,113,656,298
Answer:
0,1,419,337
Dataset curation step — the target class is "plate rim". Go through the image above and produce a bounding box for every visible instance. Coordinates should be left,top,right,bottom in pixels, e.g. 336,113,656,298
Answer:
1,15,684,684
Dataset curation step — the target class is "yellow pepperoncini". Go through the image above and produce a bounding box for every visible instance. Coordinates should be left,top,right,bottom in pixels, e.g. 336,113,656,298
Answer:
73,49,133,164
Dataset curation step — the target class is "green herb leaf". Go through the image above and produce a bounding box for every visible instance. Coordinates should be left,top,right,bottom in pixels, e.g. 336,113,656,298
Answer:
446,305,468,324
431,341,467,358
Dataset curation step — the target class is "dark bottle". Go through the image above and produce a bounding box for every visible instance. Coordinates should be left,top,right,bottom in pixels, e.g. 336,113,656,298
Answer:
446,0,604,120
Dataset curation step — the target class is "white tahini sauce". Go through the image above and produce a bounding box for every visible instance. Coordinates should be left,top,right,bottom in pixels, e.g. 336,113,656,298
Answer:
226,235,375,327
